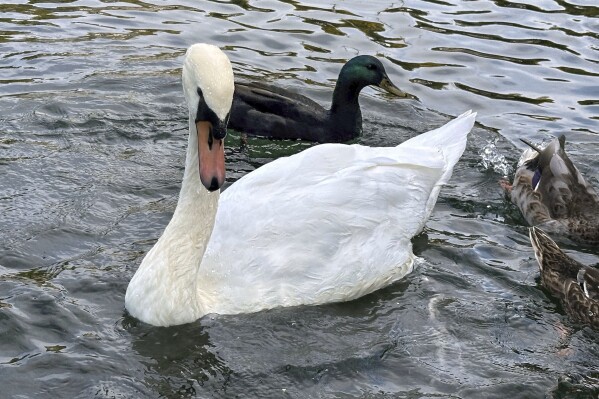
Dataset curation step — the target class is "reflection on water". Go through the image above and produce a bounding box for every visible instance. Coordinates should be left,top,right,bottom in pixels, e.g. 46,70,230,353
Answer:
1,0,598,397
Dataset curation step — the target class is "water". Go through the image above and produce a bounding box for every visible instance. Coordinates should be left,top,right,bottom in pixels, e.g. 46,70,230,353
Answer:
1,0,598,397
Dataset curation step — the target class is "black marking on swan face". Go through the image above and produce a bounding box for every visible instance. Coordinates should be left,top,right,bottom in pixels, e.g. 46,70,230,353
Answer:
208,176,220,192
196,87,230,141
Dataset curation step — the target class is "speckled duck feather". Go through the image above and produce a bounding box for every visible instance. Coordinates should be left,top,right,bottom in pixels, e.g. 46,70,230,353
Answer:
511,135,599,245
529,227,599,329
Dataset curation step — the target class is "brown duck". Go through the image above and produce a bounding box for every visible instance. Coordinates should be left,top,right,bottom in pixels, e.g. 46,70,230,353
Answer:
502,135,599,245
529,227,599,329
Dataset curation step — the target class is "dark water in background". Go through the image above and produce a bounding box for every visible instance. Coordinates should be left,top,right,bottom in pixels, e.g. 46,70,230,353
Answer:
1,0,599,397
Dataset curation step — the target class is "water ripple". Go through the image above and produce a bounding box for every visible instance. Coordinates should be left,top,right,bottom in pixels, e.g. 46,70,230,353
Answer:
2,1,599,397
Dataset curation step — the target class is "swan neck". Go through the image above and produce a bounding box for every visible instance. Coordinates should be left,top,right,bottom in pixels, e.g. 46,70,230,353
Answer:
170,115,219,278
125,115,219,326
176,117,219,241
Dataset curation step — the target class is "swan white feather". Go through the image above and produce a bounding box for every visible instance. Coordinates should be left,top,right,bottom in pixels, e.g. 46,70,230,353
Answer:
125,43,476,326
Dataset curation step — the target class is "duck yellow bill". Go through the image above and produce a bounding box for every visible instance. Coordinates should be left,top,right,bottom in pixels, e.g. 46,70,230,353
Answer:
197,121,225,192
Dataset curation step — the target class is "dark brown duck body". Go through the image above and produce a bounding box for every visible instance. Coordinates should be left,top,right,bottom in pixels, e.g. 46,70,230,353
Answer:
529,227,599,329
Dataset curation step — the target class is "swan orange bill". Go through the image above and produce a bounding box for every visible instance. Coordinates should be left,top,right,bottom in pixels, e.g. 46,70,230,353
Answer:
197,120,225,191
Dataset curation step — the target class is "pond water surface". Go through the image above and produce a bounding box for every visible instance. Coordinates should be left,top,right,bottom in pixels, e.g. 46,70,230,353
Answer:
1,1,599,398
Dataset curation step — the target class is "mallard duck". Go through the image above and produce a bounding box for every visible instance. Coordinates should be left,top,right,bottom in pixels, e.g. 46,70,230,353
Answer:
228,55,410,143
125,43,476,327
502,135,599,245
529,227,599,329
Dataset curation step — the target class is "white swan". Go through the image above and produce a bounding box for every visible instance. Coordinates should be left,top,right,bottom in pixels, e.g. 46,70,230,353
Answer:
125,43,477,326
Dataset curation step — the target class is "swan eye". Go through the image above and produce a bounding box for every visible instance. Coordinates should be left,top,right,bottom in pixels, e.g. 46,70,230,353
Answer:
195,87,223,129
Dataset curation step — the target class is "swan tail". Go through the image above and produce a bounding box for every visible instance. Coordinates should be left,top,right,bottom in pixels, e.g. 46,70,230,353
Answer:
400,111,476,220
401,110,475,172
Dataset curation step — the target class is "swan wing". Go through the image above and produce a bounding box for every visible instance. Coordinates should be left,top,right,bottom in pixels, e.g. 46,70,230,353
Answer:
200,111,475,315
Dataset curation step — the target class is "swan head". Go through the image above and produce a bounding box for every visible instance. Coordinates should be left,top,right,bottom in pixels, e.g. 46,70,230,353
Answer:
182,43,234,191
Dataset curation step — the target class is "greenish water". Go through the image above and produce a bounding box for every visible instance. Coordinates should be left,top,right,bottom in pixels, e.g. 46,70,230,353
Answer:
1,1,598,398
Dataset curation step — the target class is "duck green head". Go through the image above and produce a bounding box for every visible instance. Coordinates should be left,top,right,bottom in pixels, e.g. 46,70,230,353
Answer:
339,55,409,98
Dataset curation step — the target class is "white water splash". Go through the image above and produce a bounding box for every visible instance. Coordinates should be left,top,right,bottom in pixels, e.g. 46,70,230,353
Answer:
479,139,513,177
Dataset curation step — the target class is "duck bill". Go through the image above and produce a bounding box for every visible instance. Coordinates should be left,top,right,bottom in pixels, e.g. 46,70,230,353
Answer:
379,74,410,98
196,121,225,192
